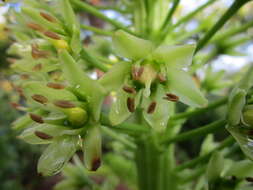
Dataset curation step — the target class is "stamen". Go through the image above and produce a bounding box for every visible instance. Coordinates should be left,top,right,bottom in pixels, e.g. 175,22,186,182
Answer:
245,177,253,182
123,86,136,94
164,93,179,102
29,113,44,123
127,97,135,112
40,12,57,23
20,74,30,80
35,131,53,140
32,63,42,71
157,73,166,83
53,100,76,108
27,23,44,32
91,158,101,171
43,31,61,40
31,44,48,59
147,101,156,114
32,94,48,104
47,82,65,89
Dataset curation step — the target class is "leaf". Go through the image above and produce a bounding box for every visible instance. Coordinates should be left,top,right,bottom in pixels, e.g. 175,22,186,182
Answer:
143,85,173,132
167,67,208,107
152,44,195,68
37,135,79,176
206,152,225,183
83,125,102,171
225,159,253,178
112,30,153,60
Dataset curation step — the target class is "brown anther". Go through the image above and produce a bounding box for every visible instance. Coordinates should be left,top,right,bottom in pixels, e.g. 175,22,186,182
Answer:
127,97,135,113
231,176,237,181
35,131,53,140
40,12,57,23
53,100,75,108
31,44,48,59
15,87,25,97
26,22,44,32
47,82,65,89
132,66,144,80
147,101,157,114
164,93,179,102
137,66,144,78
245,177,253,182
10,102,21,110
32,94,48,104
43,31,61,40
122,86,136,94
20,74,30,80
91,158,101,171
32,63,42,71
157,73,166,83
29,113,44,123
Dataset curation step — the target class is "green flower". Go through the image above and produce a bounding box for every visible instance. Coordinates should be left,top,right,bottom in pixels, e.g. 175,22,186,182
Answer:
100,30,207,131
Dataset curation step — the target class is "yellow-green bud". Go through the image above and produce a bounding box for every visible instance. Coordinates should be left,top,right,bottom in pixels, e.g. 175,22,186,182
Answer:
67,107,88,127
52,39,69,50
242,106,253,126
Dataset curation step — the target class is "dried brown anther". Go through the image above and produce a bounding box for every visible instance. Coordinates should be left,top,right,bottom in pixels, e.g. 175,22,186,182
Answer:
123,86,136,94
43,31,61,40
10,102,21,110
91,158,101,171
245,177,253,182
53,100,76,108
157,73,166,83
35,131,53,140
32,94,48,104
27,22,44,32
32,63,43,71
127,97,135,113
20,74,30,80
132,66,144,80
47,82,65,89
30,113,44,123
147,101,157,114
31,44,49,59
40,12,57,23
164,93,179,102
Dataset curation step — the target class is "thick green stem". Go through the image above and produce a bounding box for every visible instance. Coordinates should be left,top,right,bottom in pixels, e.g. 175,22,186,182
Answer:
174,136,235,171
195,0,250,53
170,97,227,120
162,120,226,145
81,25,113,36
71,0,135,35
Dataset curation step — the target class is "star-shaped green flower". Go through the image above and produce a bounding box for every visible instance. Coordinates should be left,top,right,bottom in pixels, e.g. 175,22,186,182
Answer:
100,30,208,131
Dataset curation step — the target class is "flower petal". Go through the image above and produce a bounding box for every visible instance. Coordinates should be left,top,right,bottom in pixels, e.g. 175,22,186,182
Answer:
167,67,208,107
143,85,173,132
152,44,195,68
37,135,79,176
112,30,153,60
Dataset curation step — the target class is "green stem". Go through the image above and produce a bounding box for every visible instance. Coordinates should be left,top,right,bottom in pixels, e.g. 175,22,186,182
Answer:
174,136,234,171
195,0,250,53
161,0,180,30
80,49,108,72
162,120,226,145
81,24,113,36
101,126,136,149
100,114,150,135
172,0,217,29
170,97,227,120
71,0,135,35
211,19,253,43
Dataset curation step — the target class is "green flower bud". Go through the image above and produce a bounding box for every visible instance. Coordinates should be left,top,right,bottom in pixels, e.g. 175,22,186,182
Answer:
242,105,253,126
66,107,88,127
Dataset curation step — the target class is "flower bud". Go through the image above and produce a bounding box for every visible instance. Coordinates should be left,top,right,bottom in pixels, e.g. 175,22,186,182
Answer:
67,107,88,127
52,39,69,50
242,106,253,126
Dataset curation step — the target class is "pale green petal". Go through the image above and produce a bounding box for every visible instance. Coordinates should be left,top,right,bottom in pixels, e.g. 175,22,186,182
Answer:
109,89,131,126
143,85,173,132
167,67,207,107
83,125,102,171
37,135,79,176
99,62,132,92
112,30,153,60
153,44,195,68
